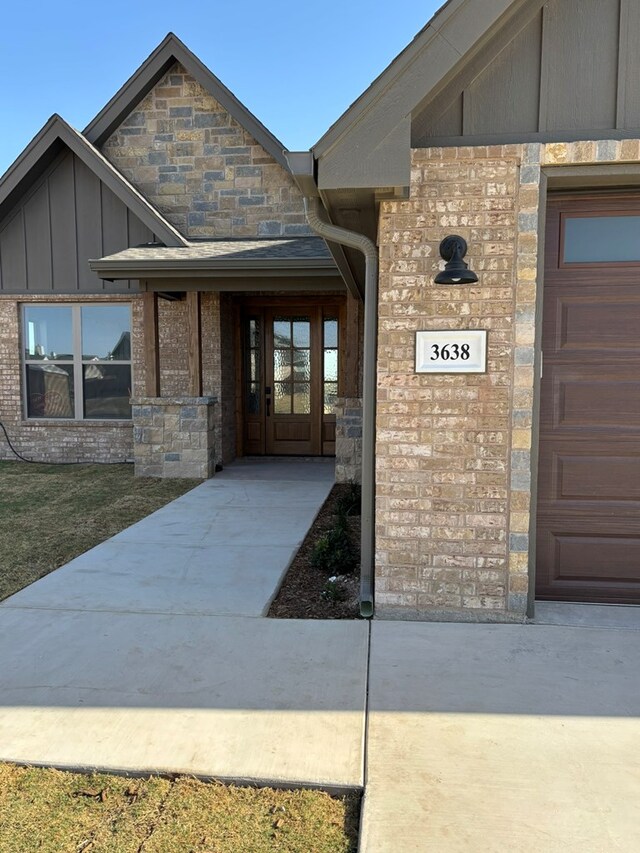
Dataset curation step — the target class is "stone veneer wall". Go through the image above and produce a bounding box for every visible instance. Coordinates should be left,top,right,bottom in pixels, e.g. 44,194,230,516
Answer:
335,398,363,483
131,396,216,478
375,139,640,622
101,62,311,239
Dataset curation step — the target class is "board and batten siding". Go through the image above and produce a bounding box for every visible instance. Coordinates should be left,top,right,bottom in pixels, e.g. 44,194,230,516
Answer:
412,0,640,147
0,149,156,294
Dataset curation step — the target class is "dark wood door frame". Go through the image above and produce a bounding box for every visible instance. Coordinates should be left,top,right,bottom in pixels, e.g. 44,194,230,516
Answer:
235,296,346,458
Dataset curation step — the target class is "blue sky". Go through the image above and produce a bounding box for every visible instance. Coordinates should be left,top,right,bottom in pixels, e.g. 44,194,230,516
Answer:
0,1,443,176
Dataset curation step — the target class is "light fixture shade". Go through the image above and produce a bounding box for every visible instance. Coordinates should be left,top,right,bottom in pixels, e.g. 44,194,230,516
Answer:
434,235,478,285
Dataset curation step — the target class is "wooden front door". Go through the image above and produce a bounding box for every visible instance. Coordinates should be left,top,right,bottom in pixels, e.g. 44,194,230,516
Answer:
241,303,340,456
536,194,640,603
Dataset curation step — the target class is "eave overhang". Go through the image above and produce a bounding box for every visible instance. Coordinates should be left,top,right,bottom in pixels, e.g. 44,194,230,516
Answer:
89,257,338,280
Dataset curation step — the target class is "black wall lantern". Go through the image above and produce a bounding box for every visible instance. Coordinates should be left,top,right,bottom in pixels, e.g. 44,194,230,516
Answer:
434,235,478,285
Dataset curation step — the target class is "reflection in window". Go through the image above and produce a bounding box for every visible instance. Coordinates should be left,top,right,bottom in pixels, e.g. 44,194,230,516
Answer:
323,317,339,414
23,304,132,420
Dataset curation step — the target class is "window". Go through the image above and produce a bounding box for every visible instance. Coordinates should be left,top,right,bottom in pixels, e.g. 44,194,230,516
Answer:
23,304,132,420
563,215,640,263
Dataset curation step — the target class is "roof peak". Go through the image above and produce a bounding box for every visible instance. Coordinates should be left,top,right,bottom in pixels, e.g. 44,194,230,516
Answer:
82,33,289,170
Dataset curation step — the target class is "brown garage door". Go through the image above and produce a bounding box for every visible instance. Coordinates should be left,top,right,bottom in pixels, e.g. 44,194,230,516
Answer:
536,193,640,603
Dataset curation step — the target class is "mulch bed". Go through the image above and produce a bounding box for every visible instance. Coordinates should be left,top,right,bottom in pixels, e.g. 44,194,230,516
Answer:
268,484,362,620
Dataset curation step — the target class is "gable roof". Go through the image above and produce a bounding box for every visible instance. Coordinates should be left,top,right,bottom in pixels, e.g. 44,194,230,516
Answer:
83,33,289,170
312,0,527,188
0,114,188,247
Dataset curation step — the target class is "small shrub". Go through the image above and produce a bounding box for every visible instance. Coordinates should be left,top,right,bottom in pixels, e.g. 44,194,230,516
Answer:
321,575,347,602
311,523,358,575
335,481,361,517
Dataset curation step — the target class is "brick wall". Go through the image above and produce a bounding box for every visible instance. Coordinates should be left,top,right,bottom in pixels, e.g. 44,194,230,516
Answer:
376,146,525,622
375,139,640,622
101,62,310,239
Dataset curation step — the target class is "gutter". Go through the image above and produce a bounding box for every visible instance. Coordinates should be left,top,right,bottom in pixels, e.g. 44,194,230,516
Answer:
285,154,377,617
306,198,378,618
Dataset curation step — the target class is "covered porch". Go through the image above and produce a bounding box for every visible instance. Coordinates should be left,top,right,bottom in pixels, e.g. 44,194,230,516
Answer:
90,238,363,479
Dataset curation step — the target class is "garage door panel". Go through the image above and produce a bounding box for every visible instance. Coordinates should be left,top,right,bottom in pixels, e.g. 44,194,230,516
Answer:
543,286,640,354
537,195,640,603
537,443,640,505
540,368,640,432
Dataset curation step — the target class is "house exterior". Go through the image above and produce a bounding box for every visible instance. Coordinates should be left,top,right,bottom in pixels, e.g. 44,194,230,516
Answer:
0,35,362,483
2,0,640,623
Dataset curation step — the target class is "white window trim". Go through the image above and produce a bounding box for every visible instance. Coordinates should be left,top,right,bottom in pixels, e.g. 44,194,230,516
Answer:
22,303,133,422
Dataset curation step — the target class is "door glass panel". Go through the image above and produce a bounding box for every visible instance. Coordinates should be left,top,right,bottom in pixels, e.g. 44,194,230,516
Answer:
324,349,338,382
293,383,311,414
245,316,261,416
272,316,311,416
323,317,339,414
564,215,640,263
274,382,291,414
324,382,338,414
273,320,291,347
292,349,311,382
274,349,292,380
292,320,310,347
324,319,338,348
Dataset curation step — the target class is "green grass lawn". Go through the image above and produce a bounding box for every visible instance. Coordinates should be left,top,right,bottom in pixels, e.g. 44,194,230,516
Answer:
0,461,200,601
0,765,359,853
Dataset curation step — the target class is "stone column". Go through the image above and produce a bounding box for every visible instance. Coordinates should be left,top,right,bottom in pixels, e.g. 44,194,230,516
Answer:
131,396,217,479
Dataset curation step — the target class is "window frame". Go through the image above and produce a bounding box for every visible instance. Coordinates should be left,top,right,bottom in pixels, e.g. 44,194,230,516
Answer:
22,302,133,422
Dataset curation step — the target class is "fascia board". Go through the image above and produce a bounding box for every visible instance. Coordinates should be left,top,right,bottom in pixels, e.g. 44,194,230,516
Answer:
83,33,289,171
89,258,338,279
313,0,521,168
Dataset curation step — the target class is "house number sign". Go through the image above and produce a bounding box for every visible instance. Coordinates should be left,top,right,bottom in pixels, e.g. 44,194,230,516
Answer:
415,330,487,374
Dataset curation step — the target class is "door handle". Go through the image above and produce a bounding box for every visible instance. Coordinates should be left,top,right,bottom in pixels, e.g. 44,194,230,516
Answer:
265,386,271,417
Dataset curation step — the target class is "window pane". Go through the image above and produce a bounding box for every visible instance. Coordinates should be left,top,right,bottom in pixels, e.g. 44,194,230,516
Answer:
273,320,291,347
274,382,291,414
274,349,292,381
83,364,131,419
324,349,338,382
293,383,311,414
292,349,311,382
324,318,338,348
26,364,74,418
24,306,73,361
81,305,131,361
564,215,640,263
292,320,310,348
324,381,338,415
247,382,260,415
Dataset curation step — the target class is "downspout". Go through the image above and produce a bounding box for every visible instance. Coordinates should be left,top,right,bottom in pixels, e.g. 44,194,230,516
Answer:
303,197,378,618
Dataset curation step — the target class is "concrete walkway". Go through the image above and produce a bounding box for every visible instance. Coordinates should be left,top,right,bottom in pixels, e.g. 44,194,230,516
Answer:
0,458,369,788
